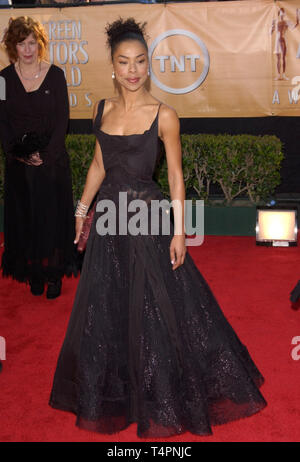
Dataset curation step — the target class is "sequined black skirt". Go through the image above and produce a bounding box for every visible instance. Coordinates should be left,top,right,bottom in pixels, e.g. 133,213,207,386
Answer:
49,183,267,438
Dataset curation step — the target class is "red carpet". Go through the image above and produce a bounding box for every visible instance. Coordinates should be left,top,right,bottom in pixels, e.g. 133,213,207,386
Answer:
0,232,300,442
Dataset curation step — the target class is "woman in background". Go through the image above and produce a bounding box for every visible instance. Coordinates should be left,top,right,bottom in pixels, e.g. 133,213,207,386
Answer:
0,16,77,298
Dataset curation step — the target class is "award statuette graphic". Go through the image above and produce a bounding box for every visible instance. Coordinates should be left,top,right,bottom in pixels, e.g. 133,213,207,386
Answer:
270,7,300,81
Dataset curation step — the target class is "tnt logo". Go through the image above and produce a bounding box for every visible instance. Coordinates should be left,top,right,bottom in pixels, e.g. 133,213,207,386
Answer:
0,336,6,361
149,29,210,95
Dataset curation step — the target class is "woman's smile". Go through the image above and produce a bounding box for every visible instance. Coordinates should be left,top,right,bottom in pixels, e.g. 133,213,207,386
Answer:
127,77,140,84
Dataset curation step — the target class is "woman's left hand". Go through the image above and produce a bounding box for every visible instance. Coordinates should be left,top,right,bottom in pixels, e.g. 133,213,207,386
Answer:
170,234,186,270
29,152,43,166
74,216,85,245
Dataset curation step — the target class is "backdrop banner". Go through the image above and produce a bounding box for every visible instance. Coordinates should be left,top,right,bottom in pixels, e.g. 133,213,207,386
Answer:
1,0,300,118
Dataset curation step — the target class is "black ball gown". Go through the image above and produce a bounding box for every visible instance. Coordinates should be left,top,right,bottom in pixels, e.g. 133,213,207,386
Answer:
49,100,267,438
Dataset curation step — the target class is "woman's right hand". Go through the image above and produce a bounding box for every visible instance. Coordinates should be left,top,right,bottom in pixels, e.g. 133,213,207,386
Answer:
74,216,85,244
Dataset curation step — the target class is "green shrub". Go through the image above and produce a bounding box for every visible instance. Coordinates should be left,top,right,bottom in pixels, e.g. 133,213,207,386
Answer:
0,133,283,205
154,134,283,205
66,134,95,201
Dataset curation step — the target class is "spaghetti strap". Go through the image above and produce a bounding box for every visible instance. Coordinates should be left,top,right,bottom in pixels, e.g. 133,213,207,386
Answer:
156,102,162,130
92,99,105,133
156,102,162,118
95,99,105,124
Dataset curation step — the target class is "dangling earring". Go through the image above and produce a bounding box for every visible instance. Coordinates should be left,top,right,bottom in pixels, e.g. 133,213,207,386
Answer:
112,70,115,79
148,68,150,76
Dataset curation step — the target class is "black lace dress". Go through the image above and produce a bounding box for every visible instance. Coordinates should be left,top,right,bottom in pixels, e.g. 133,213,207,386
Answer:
0,64,77,283
49,100,267,438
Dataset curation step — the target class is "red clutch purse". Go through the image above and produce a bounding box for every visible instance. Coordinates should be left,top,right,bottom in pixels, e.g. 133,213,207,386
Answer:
77,201,96,253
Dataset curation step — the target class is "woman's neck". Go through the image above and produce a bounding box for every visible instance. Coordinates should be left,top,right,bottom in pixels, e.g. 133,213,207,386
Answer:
16,59,41,74
118,87,149,111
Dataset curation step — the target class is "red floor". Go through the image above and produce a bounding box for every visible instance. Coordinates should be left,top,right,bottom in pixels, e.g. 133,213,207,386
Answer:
0,233,300,442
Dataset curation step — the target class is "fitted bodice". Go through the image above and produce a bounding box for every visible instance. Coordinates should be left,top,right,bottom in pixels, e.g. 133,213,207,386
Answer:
93,100,162,186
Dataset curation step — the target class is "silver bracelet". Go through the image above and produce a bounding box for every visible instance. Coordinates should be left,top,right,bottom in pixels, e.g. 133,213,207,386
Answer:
75,200,89,218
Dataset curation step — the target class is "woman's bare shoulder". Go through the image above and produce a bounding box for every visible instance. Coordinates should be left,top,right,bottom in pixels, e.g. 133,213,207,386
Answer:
105,97,119,107
159,102,178,118
158,102,179,129
93,97,114,119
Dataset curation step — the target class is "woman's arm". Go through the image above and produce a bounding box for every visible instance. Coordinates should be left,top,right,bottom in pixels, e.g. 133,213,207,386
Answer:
159,104,186,270
74,101,106,244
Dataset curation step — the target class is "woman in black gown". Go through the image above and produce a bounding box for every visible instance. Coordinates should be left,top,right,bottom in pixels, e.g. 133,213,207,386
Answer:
49,18,267,438
0,17,77,298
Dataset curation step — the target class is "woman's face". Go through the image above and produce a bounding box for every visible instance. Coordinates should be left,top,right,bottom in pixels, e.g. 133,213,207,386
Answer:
112,40,149,91
16,32,39,65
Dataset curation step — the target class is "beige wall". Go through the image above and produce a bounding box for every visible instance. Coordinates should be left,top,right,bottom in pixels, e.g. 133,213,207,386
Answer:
1,0,299,118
